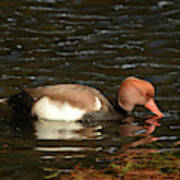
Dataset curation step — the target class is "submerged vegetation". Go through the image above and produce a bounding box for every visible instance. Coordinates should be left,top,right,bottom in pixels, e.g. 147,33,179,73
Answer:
43,151,180,180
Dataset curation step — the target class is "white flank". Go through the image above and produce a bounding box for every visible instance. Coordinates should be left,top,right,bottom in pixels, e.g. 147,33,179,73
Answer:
32,97,85,121
94,97,102,110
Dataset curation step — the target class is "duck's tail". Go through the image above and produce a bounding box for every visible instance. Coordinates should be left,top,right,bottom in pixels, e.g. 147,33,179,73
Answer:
0,98,8,104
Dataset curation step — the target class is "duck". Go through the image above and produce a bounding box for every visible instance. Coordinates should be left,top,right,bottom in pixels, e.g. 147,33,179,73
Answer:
0,76,163,121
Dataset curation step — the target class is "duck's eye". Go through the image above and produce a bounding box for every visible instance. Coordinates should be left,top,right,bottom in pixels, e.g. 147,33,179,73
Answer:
146,92,154,99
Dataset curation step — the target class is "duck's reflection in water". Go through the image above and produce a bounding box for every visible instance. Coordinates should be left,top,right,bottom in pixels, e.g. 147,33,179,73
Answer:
11,114,161,159
120,116,161,153
34,120,102,140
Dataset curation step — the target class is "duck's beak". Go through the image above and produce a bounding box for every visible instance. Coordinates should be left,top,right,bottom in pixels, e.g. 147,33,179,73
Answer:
145,98,164,117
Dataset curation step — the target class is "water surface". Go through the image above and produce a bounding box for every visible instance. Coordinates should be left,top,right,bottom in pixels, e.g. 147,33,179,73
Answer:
0,0,179,179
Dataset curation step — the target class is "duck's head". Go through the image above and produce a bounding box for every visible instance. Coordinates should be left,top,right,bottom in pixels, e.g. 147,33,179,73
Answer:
118,77,163,117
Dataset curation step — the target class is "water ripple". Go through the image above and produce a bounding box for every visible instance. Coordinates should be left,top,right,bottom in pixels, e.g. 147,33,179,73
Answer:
0,1,179,178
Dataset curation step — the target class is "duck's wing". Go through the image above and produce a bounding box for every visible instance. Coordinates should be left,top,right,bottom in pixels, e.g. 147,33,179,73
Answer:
25,84,113,112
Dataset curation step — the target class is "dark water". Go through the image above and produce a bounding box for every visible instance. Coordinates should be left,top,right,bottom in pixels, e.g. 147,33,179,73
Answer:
0,0,180,179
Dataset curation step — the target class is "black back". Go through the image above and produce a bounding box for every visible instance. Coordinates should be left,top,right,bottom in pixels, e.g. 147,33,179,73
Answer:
7,91,35,114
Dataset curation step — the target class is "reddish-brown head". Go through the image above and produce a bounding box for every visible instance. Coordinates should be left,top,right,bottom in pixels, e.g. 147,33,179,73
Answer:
118,77,163,117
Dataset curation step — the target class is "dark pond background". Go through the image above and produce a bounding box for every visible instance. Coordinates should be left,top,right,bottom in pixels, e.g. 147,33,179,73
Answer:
0,0,180,179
